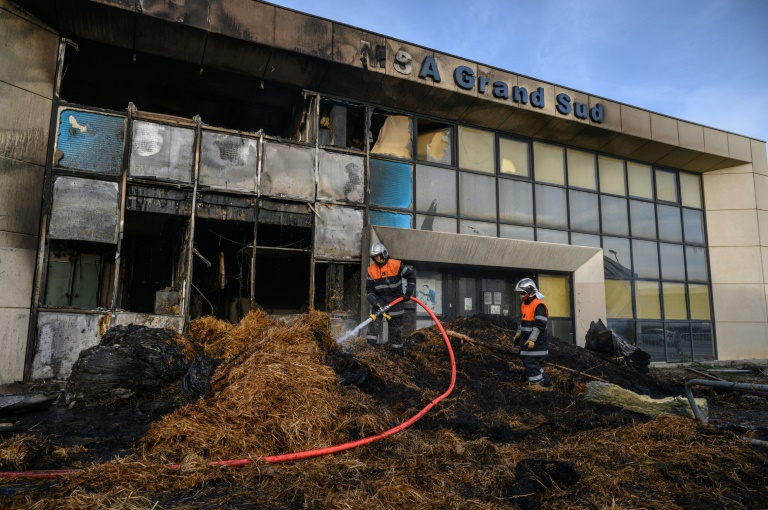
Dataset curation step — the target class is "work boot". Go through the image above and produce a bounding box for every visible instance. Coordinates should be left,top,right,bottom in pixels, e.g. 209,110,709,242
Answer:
529,382,551,392
388,344,404,356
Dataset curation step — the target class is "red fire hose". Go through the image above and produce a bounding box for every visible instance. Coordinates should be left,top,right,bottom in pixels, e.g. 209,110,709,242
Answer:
0,296,456,478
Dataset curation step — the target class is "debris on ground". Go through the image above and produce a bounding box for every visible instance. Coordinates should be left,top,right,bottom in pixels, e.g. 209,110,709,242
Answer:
1,311,767,509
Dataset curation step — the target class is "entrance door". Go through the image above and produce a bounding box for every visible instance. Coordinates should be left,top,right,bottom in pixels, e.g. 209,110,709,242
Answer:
456,277,477,317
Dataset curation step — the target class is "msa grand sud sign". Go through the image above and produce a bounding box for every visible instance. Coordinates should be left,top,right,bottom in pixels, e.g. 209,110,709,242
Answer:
392,51,604,123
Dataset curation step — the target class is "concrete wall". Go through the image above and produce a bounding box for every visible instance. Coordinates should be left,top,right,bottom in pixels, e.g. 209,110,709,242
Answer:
705,139,768,360
0,1,58,383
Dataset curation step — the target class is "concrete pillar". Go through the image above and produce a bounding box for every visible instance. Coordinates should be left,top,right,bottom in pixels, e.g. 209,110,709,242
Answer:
0,1,58,383
704,140,768,360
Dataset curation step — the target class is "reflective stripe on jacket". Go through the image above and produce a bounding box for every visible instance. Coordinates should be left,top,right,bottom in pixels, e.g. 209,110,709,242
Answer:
366,258,415,317
519,298,549,357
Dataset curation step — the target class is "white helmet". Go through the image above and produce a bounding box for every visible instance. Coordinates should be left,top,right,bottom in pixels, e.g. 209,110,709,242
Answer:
370,242,388,260
515,278,544,300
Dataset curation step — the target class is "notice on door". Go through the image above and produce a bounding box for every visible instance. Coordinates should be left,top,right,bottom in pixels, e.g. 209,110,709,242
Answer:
464,297,472,311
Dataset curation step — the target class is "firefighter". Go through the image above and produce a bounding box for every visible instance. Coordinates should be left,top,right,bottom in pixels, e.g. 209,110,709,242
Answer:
513,278,552,390
365,242,415,355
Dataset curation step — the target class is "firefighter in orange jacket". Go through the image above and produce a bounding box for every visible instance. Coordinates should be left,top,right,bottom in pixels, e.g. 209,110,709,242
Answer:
366,242,415,355
513,278,552,390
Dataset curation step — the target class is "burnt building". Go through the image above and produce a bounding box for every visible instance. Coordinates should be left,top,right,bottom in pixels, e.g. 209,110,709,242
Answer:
1,0,766,384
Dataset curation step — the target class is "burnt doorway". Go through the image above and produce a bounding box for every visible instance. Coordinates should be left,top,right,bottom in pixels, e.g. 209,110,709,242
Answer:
253,222,312,315
191,219,254,322
119,211,188,314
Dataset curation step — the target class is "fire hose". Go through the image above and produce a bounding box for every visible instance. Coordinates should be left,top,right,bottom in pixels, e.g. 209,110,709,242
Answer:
0,296,456,479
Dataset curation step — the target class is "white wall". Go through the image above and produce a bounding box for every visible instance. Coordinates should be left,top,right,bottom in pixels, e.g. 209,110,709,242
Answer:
705,140,768,360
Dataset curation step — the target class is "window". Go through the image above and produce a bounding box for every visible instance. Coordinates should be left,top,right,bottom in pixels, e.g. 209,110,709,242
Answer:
538,274,570,317
370,111,412,159
630,200,656,239
635,281,661,319
458,126,494,173
680,173,702,209
655,170,678,203
500,224,534,241
627,162,653,199
499,179,533,224
499,137,529,177
605,280,632,318
657,204,682,242
415,165,457,215
533,142,565,185
417,118,452,165
567,149,596,190
569,190,599,233
460,172,497,220
632,240,659,279
601,195,628,236
598,155,625,195
535,185,567,229
319,99,366,151
663,282,687,320
370,159,412,209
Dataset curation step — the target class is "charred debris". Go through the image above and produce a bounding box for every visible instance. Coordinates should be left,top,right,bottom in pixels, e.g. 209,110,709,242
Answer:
2,312,768,510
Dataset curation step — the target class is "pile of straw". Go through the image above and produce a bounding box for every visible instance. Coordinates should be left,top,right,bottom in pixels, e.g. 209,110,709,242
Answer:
7,312,768,510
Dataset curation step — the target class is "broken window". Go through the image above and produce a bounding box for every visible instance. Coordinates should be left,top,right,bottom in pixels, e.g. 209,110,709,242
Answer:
118,211,188,315
43,240,115,309
261,141,315,201
54,107,125,175
417,118,452,165
191,218,254,322
313,263,360,313
199,130,259,192
253,200,312,315
288,94,317,143
48,176,120,244
317,150,364,204
129,121,195,183
319,99,366,150
369,159,412,209
370,111,412,159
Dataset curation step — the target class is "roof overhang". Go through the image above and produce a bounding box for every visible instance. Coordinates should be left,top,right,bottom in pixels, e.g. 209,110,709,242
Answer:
12,0,759,171
364,226,606,346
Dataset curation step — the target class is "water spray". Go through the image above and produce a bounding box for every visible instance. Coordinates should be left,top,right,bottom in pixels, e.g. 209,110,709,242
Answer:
336,302,394,345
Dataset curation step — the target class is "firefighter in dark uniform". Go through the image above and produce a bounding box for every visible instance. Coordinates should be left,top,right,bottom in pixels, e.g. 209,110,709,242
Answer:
366,242,415,355
513,278,552,390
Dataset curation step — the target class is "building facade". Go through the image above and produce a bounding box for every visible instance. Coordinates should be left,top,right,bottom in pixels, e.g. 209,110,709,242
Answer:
1,0,766,384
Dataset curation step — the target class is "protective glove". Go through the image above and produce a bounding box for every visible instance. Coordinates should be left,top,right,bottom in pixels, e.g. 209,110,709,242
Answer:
402,294,411,301
523,339,535,350
512,331,522,345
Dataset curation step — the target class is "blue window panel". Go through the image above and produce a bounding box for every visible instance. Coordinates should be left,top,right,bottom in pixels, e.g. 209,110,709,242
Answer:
55,109,125,174
370,210,412,229
370,159,412,209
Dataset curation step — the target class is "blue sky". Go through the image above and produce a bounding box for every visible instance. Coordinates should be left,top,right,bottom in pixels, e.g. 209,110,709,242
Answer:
269,0,768,144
